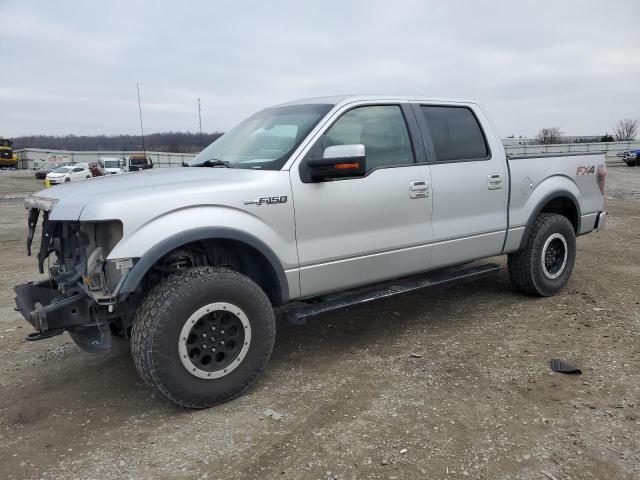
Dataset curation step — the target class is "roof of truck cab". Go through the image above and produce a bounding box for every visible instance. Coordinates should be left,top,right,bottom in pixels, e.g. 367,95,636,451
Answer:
272,94,481,107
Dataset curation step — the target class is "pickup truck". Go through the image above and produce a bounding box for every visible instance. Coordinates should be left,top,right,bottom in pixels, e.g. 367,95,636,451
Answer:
14,95,607,408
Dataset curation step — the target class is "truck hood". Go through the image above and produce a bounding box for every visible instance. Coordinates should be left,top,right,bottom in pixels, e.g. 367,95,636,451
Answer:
29,167,289,224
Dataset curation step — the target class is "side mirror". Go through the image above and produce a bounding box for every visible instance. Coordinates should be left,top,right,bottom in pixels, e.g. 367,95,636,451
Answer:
304,144,366,182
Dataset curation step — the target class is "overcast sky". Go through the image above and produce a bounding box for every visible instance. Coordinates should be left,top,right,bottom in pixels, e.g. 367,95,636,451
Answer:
1,0,638,138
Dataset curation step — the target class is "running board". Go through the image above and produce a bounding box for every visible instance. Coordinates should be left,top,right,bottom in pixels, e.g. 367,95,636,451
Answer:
286,263,501,325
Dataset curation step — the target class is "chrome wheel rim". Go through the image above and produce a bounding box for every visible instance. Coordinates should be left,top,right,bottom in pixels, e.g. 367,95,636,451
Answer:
541,233,568,279
178,302,251,379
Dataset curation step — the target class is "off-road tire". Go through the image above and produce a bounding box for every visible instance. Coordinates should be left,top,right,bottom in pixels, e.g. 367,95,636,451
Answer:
131,267,275,409
508,213,576,297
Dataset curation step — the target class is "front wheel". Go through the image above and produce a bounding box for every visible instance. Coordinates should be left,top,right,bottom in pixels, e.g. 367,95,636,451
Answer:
508,213,576,297
131,267,276,408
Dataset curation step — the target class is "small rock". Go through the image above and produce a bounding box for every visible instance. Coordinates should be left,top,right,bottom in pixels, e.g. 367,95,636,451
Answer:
381,459,389,465
263,408,285,420
400,448,408,454
410,353,423,358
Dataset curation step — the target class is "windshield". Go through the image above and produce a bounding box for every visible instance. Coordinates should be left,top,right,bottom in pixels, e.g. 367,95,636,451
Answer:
189,103,333,170
103,160,119,168
130,158,147,166
52,167,72,174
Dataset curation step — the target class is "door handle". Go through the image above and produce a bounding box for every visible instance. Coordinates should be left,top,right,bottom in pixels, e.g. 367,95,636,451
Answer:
410,180,429,191
409,180,430,198
487,174,504,190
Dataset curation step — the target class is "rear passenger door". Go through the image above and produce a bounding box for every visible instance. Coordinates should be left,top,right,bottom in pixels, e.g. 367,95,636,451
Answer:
413,103,507,269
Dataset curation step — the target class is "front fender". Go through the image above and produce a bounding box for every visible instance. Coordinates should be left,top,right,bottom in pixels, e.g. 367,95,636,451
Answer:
107,205,298,301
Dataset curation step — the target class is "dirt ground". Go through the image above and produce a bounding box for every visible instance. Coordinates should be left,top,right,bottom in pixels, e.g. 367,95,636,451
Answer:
1,163,639,480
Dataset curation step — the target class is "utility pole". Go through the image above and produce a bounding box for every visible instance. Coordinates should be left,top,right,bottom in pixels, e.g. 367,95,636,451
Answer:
197,98,202,134
137,82,146,154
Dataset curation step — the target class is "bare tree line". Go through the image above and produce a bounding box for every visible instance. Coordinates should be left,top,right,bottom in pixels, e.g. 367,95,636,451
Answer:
12,132,223,153
534,118,637,145
613,119,638,142
12,118,639,151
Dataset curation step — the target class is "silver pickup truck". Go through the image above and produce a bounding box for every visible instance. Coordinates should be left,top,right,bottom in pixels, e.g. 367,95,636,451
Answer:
15,95,607,408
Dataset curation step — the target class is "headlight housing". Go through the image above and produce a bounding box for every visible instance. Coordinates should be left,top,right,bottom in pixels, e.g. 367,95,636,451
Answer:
24,195,58,212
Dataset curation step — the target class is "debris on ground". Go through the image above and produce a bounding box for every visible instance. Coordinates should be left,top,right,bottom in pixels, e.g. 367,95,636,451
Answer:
550,359,582,374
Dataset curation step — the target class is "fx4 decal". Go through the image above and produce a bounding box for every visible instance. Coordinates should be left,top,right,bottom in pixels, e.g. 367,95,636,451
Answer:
576,165,595,176
244,195,288,206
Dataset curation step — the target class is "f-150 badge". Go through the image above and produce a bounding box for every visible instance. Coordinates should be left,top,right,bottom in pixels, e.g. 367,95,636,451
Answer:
244,196,288,206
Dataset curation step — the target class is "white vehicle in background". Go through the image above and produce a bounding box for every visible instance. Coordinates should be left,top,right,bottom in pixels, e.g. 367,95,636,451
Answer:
98,157,124,175
45,164,92,185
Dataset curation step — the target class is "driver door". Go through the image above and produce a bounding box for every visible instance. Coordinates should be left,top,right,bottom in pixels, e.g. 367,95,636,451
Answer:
290,103,433,297
70,167,84,181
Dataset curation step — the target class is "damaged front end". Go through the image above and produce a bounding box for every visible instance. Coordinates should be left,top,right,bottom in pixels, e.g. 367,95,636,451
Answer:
15,197,129,351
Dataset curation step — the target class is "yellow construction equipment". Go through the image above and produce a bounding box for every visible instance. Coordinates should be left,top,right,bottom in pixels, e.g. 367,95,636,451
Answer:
0,138,18,168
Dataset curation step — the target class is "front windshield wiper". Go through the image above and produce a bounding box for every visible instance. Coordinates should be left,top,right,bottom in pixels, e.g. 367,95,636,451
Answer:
199,159,232,168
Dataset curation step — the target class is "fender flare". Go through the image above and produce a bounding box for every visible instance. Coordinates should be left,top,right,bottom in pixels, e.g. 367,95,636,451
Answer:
518,190,581,250
118,227,289,304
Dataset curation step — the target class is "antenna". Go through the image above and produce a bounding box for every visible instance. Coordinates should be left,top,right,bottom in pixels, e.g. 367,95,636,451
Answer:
197,97,202,134
137,82,146,154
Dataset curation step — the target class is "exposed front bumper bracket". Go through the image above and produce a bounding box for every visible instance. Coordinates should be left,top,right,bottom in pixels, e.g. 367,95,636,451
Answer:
14,280,94,333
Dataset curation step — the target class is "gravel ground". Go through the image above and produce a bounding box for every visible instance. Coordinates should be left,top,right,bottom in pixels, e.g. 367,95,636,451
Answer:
0,163,639,480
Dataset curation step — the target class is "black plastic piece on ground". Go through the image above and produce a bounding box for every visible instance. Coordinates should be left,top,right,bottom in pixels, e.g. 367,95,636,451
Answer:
550,358,582,374
286,263,501,325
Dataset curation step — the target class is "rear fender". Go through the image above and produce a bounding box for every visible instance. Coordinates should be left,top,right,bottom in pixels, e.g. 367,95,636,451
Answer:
515,175,581,250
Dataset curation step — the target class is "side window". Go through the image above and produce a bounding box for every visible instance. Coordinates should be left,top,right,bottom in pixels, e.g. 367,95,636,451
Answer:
319,105,414,170
420,106,489,162
72,167,83,172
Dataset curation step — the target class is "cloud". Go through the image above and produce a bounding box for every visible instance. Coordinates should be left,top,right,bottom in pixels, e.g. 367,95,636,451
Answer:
1,0,638,137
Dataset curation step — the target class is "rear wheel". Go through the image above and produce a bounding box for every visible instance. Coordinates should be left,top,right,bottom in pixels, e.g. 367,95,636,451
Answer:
508,213,576,297
131,267,276,408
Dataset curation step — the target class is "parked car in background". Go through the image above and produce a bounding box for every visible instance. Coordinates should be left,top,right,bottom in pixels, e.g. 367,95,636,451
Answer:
89,162,102,177
126,154,154,171
98,157,124,175
625,149,640,167
45,164,92,185
35,163,61,179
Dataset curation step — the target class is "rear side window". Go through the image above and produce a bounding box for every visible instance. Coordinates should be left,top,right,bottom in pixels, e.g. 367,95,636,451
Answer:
420,106,489,162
